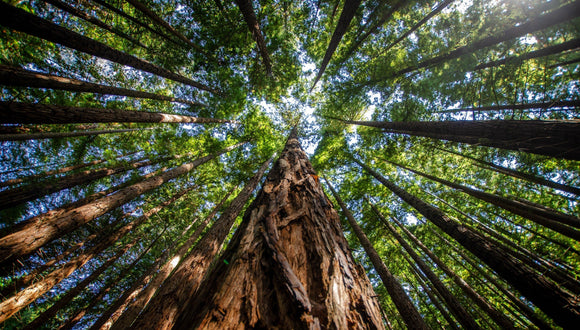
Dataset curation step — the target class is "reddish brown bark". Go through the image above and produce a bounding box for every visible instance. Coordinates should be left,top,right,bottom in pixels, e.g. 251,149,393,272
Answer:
0,2,219,94
0,142,245,265
356,159,580,327
174,130,384,329
130,155,274,329
326,180,429,329
234,0,273,76
0,65,205,106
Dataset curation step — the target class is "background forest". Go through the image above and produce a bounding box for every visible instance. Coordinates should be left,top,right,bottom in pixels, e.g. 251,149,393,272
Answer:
0,0,579,328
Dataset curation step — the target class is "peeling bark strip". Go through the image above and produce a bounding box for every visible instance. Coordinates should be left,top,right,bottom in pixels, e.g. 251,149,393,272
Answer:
0,102,234,125
0,142,246,266
325,180,429,329
355,159,580,327
234,0,273,76
174,129,384,329
130,156,273,330
0,65,205,106
0,2,219,94
336,118,580,160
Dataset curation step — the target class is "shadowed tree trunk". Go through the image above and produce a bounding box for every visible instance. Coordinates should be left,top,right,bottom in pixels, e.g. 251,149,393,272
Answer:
234,0,273,76
0,2,220,94
0,186,192,324
0,127,151,141
333,118,580,160
173,129,384,329
109,188,235,329
0,101,234,125
0,142,246,266
435,100,580,114
355,158,580,327
0,65,205,106
129,155,274,329
312,0,362,89
325,179,429,329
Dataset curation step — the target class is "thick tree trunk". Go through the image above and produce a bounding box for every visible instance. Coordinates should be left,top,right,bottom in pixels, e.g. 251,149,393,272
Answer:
0,65,205,106
0,101,234,125
234,0,273,76
0,2,219,94
435,146,580,196
0,127,150,141
0,142,245,265
312,0,362,88
355,159,580,327
110,188,235,329
44,0,149,49
325,179,429,329
378,206,516,329
383,158,580,239
174,129,384,329
0,186,191,324
336,118,580,160
129,155,274,330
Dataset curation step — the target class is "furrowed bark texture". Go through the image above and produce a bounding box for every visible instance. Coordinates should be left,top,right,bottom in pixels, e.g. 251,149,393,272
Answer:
129,156,273,330
0,65,204,106
341,119,580,160
0,142,245,266
356,159,580,327
0,101,233,125
0,2,219,94
326,180,429,329
175,130,384,329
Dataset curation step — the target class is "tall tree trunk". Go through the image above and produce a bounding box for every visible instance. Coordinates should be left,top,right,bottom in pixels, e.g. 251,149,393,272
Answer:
312,0,362,89
365,200,482,329
0,2,220,94
325,179,429,329
383,158,580,240
0,101,234,125
0,127,151,141
56,225,165,330
173,129,384,329
234,0,273,76
355,158,580,327
377,205,516,329
43,0,149,50
0,186,191,324
334,118,580,160
435,100,580,114
434,146,580,196
130,155,274,330
0,142,246,266
0,65,205,106
109,188,235,329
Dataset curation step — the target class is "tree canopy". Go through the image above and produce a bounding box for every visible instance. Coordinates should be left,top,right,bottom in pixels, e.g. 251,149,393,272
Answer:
0,0,579,328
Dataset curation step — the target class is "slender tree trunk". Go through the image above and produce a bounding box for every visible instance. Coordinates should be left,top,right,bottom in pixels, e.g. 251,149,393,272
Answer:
379,206,516,329
434,146,580,196
56,226,166,330
109,188,235,329
435,100,580,114
335,118,580,160
355,158,580,327
0,186,191,324
0,2,220,94
43,0,149,49
234,0,273,76
366,200,482,329
325,179,429,329
0,101,234,125
312,0,362,88
383,158,580,239
130,155,274,329
0,142,245,266
549,57,580,68
173,130,384,329
0,65,205,106
0,127,151,141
